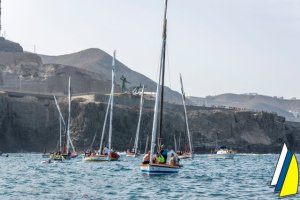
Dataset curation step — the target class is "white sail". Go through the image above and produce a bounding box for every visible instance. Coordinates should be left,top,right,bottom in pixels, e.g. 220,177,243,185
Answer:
66,77,71,153
150,0,168,164
66,77,76,153
133,85,145,154
144,134,149,154
59,116,62,151
53,95,66,152
271,143,288,186
99,94,112,153
174,134,178,152
180,73,192,157
150,68,162,163
53,95,66,126
108,50,116,151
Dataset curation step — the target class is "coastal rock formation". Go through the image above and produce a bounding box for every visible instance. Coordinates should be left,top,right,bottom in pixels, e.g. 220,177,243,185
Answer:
0,37,23,53
0,92,299,153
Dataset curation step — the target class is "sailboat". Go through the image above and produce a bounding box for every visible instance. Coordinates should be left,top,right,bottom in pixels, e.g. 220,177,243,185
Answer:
177,74,193,159
140,0,181,175
62,77,77,159
271,143,299,197
83,51,120,162
127,86,145,157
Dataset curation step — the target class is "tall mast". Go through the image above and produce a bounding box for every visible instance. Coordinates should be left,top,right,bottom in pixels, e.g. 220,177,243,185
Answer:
133,85,145,154
66,76,71,153
150,0,168,164
108,50,116,150
158,0,168,148
180,74,192,156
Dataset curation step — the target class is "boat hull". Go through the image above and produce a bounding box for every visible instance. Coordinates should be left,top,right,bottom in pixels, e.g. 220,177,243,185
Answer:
126,153,138,158
83,155,109,162
71,152,78,158
109,152,120,161
140,163,180,175
214,153,235,159
83,152,120,162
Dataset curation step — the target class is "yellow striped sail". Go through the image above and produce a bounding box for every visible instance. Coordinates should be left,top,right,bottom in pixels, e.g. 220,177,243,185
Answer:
279,154,299,197
271,143,299,197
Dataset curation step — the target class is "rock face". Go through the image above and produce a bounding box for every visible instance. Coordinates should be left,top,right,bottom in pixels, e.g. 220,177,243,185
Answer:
0,92,299,153
0,37,23,53
0,51,117,94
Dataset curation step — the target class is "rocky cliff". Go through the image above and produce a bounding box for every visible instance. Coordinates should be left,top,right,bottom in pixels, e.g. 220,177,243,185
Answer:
0,92,299,153
0,37,23,53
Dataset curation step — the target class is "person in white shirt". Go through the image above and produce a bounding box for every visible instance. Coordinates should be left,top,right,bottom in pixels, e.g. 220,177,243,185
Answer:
102,146,109,155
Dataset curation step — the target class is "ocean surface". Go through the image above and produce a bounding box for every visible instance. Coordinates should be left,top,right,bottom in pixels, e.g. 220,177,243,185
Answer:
0,154,298,200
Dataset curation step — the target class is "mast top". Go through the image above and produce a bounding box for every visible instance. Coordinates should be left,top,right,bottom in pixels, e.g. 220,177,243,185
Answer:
112,50,116,67
162,0,168,40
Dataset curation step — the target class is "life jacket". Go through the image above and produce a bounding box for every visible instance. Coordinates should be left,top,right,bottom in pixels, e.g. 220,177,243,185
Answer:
157,155,165,163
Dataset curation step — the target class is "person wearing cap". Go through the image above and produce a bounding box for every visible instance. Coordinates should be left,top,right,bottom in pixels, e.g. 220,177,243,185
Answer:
160,145,168,164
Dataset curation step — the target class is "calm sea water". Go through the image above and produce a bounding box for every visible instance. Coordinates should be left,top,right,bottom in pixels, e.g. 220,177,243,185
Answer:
0,154,298,200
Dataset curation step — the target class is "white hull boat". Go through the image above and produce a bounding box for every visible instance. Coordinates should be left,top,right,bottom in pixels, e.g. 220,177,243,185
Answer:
140,164,180,175
215,149,236,159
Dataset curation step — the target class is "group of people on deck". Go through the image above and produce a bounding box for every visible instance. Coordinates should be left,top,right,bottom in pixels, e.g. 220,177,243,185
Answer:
142,144,179,166
49,151,64,160
84,145,110,157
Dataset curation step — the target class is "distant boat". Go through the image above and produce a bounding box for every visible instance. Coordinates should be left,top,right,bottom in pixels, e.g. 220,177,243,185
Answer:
214,146,236,159
140,0,181,175
126,85,145,157
83,51,119,162
271,143,299,197
177,74,193,160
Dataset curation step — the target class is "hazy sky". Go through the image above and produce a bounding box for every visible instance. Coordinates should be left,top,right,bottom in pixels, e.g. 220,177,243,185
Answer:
2,0,300,98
